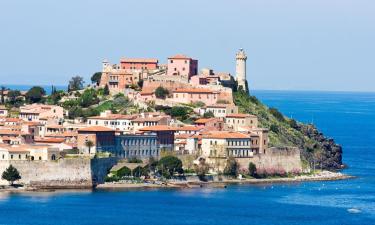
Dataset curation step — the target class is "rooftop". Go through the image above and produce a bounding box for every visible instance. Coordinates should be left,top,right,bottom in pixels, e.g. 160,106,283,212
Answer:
78,126,115,132
203,131,250,139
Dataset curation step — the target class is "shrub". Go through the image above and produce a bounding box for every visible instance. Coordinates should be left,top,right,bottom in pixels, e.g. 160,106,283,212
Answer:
203,111,215,118
155,86,169,99
269,107,285,122
223,157,238,177
116,166,131,177
270,124,279,133
248,162,257,177
128,158,143,163
157,156,183,179
288,119,299,129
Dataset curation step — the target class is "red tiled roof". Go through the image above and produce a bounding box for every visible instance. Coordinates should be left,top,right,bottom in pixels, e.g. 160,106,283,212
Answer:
175,126,201,131
195,118,217,124
139,125,176,132
34,138,65,143
120,58,158,63
168,54,191,59
174,88,215,94
78,126,115,132
203,131,250,139
226,113,256,118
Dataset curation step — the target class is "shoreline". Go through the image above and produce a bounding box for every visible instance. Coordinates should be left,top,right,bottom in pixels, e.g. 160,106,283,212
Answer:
0,171,355,193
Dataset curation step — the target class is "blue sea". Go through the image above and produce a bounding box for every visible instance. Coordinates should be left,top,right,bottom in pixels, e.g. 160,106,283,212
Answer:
0,84,67,94
0,90,374,225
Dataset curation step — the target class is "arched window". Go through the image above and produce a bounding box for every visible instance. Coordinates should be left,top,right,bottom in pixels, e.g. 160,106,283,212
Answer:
51,154,56,160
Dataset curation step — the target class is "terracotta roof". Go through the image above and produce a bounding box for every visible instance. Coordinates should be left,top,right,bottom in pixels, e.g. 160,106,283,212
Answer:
5,118,22,123
175,126,201,131
139,125,176,132
168,54,192,60
175,134,194,139
195,118,217,124
78,126,115,132
132,117,166,123
203,131,250,139
34,138,65,143
88,114,136,120
174,88,215,94
120,58,158,63
205,104,234,108
226,113,256,118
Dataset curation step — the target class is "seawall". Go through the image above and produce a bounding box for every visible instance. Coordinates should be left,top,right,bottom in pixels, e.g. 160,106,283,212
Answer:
0,157,117,188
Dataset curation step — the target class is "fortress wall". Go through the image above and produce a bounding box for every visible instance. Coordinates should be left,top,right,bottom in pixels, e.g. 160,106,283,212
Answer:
0,158,117,188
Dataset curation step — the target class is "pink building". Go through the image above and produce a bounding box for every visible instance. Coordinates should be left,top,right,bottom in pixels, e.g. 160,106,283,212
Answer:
172,88,219,105
167,54,198,80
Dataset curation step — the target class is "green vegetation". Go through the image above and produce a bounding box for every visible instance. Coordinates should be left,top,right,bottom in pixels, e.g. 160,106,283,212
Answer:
68,76,85,92
91,72,102,85
155,86,169,99
223,157,238,177
128,158,143,163
157,156,183,179
233,89,334,168
248,162,257,177
26,86,46,103
203,111,215,118
2,165,21,186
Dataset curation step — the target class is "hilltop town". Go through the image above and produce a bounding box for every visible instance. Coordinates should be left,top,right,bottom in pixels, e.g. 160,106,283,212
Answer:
0,49,344,188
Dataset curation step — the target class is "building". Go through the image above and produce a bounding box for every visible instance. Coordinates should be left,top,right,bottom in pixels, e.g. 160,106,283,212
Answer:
225,113,258,131
194,118,224,131
235,48,248,92
198,104,238,118
113,134,159,159
132,115,171,132
171,88,219,105
87,111,137,133
167,54,198,81
77,126,115,155
120,58,158,70
0,106,8,117
19,104,64,122
0,144,60,161
139,125,176,151
201,131,253,159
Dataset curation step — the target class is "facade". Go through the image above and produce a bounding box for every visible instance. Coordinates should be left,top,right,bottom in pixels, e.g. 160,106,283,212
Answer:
19,104,64,122
235,48,248,92
87,111,137,133
171,88,219,105
225,113,258,131
0,106,8,117
113,134,159,159
0,144,59,161
198,104,238,118
167,54,198,80
77,126,116,155
201,131,253,159
120,58,158,70
139,125,175,151
195,118,224,131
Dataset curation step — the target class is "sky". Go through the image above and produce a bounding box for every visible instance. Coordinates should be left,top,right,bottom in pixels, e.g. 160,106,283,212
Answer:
0,0,374,92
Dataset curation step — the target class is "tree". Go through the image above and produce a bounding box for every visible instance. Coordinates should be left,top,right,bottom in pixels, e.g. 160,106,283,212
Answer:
103,84,110,96
137,79,144,88
85,140,94,154
2,165,21,186
248,162,257,177
26,86,46,103
170,106,190,118
223,157,238,177
194,158,209,181
0,86,6,104
91,72,102,85
68,76,85,92
157,156,183,179
269,107,285,122
270,124,279,133
155,86,169,99
116,166,131,178
203,111,215,118
7,90,21,105
79,89,99,107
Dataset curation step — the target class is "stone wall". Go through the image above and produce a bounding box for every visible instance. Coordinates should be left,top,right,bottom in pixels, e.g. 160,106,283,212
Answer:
0,157,117,188
207,147,302,173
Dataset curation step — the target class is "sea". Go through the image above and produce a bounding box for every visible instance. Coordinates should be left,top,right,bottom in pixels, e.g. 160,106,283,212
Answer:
0,89,374,225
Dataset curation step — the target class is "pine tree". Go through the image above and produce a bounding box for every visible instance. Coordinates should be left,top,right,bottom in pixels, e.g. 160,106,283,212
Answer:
2,165,21,186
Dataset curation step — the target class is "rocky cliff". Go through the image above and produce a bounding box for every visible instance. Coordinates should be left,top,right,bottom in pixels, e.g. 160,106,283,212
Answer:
233,90,343,170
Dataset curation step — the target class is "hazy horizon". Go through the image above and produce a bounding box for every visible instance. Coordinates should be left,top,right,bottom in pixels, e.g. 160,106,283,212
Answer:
0,0,374,92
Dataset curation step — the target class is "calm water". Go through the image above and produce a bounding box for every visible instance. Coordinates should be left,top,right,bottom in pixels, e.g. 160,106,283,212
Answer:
0,90,375,225
1,84,67,94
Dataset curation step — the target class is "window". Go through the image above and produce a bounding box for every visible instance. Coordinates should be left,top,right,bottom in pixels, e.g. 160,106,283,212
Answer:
170,60,173,63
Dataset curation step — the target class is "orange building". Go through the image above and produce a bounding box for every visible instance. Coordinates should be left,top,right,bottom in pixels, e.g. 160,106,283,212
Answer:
120,58,158,70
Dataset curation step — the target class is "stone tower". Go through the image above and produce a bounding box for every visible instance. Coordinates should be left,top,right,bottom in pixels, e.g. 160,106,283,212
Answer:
235,48,248,93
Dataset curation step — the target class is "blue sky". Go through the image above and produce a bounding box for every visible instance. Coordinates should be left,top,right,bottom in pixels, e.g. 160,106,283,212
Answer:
0,0,374,92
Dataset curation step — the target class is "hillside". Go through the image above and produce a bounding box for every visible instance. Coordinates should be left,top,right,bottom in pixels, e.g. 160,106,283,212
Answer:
233,90,343,170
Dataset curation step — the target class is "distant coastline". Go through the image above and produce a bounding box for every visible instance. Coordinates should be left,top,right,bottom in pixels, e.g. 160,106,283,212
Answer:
1,84,67,94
